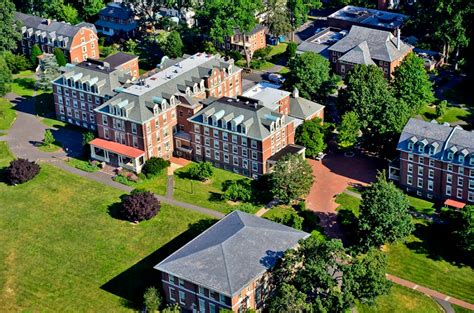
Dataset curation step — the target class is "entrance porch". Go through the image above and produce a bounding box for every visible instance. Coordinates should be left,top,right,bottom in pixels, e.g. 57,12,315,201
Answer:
89,138,146,173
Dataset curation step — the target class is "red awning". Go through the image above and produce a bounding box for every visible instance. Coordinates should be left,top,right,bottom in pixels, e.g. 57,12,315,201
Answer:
90,138,145,159
444,199,466,209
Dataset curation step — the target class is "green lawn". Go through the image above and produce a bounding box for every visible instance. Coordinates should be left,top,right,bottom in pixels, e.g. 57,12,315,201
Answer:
335,192,361,216
0,98,16,130
129,172,168,196
385,219,474,303
356,285,443,313
262,205,295,220
452,304,473,313
420,105,472,124
10,77,39,97
65,158,100,173
407,195,435,214
267,43,288,58
42,117,67,128
38,142,62,153
0,141,14,167
13,70,35,78
0,161,212,311
173,164,260,214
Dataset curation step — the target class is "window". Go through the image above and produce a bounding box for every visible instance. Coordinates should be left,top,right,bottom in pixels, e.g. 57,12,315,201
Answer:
408,153,413,161
132,123,137,134
469,179,474,190
251,140,257,149
417,166,423,176
446,185,452,196
458,177,464,187
233,156,239,166
232,145,238,154
178,278,184,287
459,155,465,163
95,97,100,105
428,180,433,191
214,151,220,160
194,124,200,133
241,137,247,146
252,162,258,171
242,148,248,158
73,100,78,108
213,129,219,138
418,156,424,164
179,291,186,305
457,188,463,199
74,110,80,119
204,127,210,136
243,159,248,169
470,157,474,166
59,105,64,114
407,174,413,185
195,135,201,144
418,144,424,153
429,159,435,167
417,177,423,188
251,151,257,160
209,303,216,313
447,174,452,184
205,138,210,146
458,166,464,174
205,148,211,158
428,146,435,155
219,294,226,303
198,286,205,295
214,140,219,149
199,298,206,313
232,134,238,144
428,169,434,179
407,163,413,173
447,152,454,160
224,154,229,163
471,169,474,177
169,287,176,301
223,132,228,141
223,143,228,152
196,146,201,155
448,164,453,171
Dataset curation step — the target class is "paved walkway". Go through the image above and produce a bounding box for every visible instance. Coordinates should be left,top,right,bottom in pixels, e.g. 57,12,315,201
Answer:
386,274,474,311
166,175,174,199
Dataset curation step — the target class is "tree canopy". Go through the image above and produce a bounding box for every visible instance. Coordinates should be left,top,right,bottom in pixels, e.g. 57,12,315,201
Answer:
285,52,335,100
337,111,360,150
392,53,435,114
0,0,21,52
270,153,314,203
53,48,67,66
0,55,12,96
357,172,413,251
263,0,292,37
295,119,327,158
161,31,184,58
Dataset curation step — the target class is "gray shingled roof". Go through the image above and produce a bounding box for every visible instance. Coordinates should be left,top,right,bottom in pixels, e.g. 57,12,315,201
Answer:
189,96,295,140
337,41,376,65
98,3,133,20
103,52,137,69
397,118,474,163
15,12,96,50
155,211,309,296
328,25,412,62
289,96,325,121
96,54,239,124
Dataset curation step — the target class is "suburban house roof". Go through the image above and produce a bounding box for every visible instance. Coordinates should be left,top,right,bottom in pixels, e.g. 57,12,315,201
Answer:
297,27,346,58
289,96,325,121
328,25,412,63
95,53,239,124
154,210,309,296
52,56,134,98
89,138,145,158
98,2,133,20
15,12,96,50
189,96,295,140
397,118,474,164
103,52,137,68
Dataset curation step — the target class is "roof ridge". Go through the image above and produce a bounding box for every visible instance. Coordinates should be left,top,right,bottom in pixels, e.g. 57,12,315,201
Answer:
219,242,233,294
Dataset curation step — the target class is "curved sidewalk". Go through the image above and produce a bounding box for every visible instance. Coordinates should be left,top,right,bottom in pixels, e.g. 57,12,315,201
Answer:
386,274,474,311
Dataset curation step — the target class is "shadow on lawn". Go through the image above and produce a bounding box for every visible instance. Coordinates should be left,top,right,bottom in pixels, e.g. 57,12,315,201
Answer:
406,222,473,268
101,218,217,309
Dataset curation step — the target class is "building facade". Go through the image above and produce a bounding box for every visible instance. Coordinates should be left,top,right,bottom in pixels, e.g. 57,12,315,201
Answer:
187,96,300,179
327,25,412,78
155,210,309,313
51,53,137,130
389,118,474,205
89,53,242,172
95,2,137,38
220,25,266,58
16,12,99,63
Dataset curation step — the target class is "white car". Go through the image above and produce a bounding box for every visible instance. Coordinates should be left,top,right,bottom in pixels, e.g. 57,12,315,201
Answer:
267,73,285,85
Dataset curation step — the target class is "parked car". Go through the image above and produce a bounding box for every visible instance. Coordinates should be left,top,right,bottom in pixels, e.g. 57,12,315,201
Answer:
267,73,285,84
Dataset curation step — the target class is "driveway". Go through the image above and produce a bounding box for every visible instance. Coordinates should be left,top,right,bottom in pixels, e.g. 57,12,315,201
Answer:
305,152,384,238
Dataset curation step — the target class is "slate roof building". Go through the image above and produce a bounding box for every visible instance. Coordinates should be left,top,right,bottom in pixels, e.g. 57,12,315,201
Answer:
327,25,412,78
16,12,99,63
95,2,137,38
389,118,474,205
155,210,309,312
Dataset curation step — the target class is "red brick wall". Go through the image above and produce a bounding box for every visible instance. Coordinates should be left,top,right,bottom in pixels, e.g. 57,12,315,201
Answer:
69,28,99,63
115,58,140,79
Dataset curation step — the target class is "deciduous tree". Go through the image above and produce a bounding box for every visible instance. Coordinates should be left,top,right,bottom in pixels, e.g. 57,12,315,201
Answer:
43,129,55,147
393,53,435,114
263,0,292,38
187,161,214,181
143,286,161,312
120,190,161,222
6,158,41,185
30,44,43,66
0,0,22,52
268,283,312,312
270,153,313,203
0,55,12,96
53,48,67,66
337,111,360,150
357,172,413,251
287,0,322,41
161,31,183,58
285,52,335,100
142,157,171,176
295,119,326,157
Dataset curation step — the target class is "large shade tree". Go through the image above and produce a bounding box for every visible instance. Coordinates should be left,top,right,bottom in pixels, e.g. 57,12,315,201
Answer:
0,0,22,52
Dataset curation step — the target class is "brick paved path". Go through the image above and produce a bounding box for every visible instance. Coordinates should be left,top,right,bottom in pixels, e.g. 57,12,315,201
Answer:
386,274,474,311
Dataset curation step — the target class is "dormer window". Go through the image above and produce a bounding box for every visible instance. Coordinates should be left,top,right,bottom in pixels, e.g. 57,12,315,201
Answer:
193,84,198,94
417,143,424,153
200,80,205,91
186,87,191,96
203,116,208,124
447,152,454,160
458,154,465,163
153,105,159,115
428,146,435,155
408,142,414,150
228,65,233,74
470,156,474,166
170,96,176,106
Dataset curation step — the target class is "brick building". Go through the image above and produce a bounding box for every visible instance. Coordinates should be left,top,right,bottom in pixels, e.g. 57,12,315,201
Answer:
187,96,303,179
220,24,267,58
95,2,138,38
89,53,242,172
51,53,138,130
154,210,309,313
389,118,474,205
327,25,412,78
16,12,99,63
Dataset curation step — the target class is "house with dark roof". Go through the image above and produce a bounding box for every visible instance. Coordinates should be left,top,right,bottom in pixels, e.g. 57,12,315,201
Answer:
327,25,412,78
218,24,267,58
155,210,309,312
51,53,138,130
90,53,242,172
389,118,474,205
15,12,99,64
95,2,137,38
103,52,139,79
187,96,304,178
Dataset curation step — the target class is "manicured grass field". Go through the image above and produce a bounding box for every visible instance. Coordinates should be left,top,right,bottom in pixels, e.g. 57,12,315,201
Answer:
420,105,472,124
131,172,168,196
38,142,62,152
0,160,211,311
65,158,100,172
267,43,288,57
385,219,474,303
0,98,16,130
356,285,443,313
10,77,40,97
262,205,294,220
173,164,260,214
335,192,361,216
0,141,13,167
42,117,67,128
407,195,435,214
